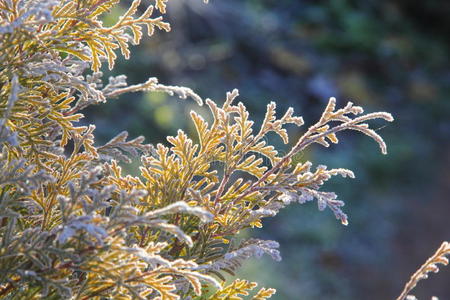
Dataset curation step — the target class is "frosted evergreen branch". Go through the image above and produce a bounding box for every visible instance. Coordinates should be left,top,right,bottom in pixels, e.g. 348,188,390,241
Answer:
397,242,450,300
104,77,204,105
0,0,401,298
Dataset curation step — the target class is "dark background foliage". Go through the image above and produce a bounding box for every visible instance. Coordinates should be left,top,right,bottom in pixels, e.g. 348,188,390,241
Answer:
85,0,450,299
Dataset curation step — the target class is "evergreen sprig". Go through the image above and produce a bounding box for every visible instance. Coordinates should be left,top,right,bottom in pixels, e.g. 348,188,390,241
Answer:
0,0,410,299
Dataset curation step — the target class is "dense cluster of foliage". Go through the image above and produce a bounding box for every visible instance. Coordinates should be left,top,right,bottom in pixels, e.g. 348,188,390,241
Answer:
0,0,447,299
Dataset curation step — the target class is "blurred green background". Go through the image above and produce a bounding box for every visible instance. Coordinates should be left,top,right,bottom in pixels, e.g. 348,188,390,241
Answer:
86,0,450,299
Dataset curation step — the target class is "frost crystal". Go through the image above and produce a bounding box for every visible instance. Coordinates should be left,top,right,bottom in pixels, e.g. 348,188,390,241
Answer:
58,215,108,244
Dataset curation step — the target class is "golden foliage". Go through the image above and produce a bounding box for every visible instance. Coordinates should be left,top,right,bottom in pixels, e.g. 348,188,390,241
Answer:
0,0,397,299
210,279,275,300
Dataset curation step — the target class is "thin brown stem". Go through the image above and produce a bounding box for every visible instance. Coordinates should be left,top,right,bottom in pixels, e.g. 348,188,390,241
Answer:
213,172,230,205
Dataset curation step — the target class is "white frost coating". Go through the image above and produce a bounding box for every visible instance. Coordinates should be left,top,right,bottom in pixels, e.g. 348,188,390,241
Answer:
152,83,204,106
0,0,58,33
224,239,281,262
152,221,194,247
58,215,107,244
297,189,314,204
278,191,298,204
102,75,128,95
20,270,37,277
249,208,277,218
145,201,213,223
104,77,204,106
122,245,171,267
196,239,281,272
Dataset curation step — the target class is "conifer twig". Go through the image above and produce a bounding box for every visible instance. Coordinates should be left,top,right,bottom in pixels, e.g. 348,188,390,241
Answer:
397,241,450,300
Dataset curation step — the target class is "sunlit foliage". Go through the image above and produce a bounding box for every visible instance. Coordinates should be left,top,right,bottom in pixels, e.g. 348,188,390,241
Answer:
0,0,400,298
397,242,450,300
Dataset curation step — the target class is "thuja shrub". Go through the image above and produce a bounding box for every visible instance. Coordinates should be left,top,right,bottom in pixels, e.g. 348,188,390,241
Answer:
0,0,447,299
